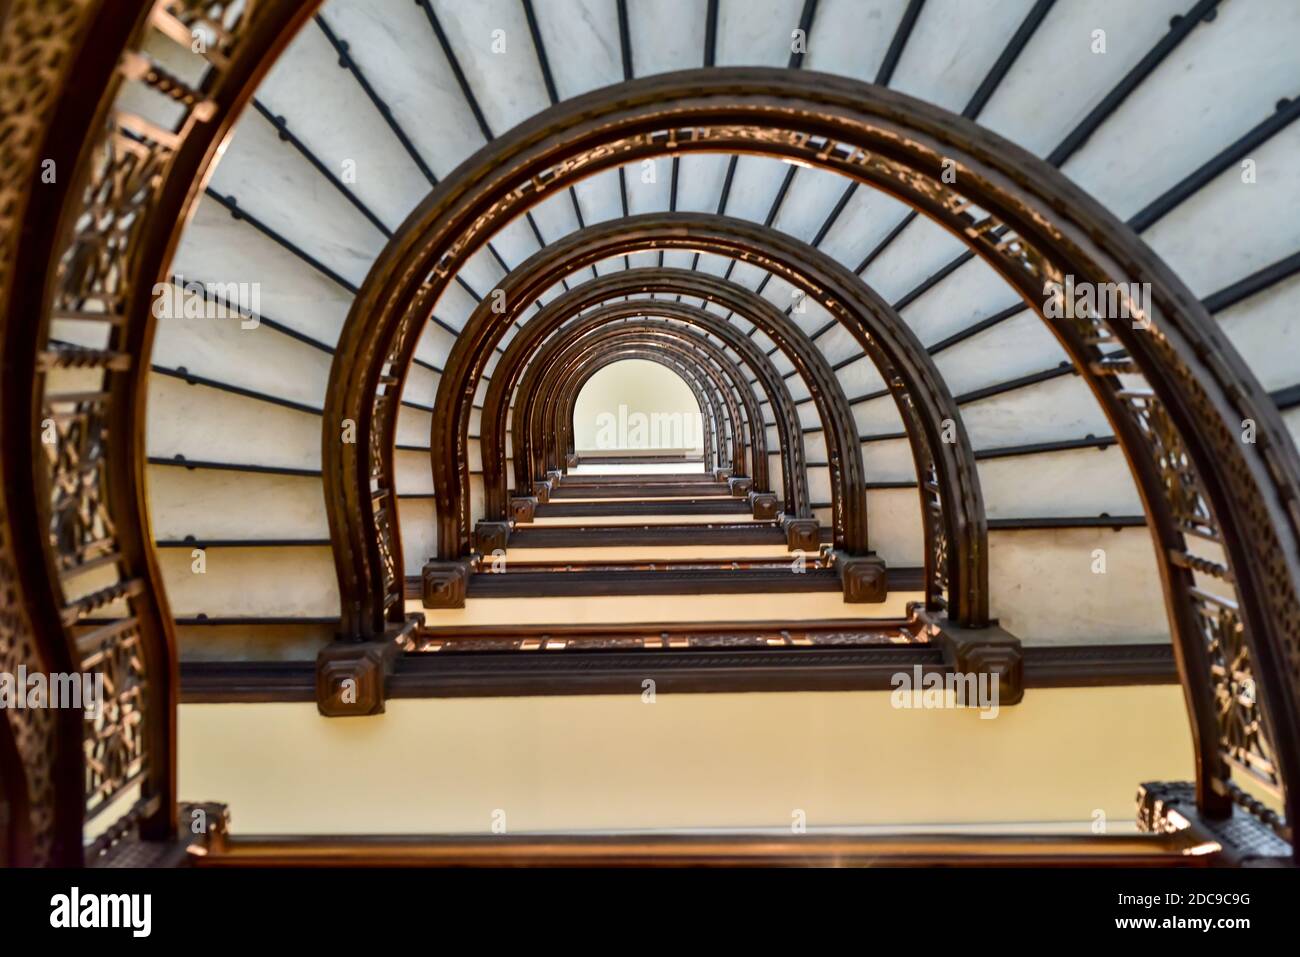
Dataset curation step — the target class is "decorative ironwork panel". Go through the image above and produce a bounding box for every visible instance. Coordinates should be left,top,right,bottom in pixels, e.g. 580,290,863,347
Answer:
79,621,147,820
44,396,116,572
21,0,284,848
44,105,181,827
54,124,175,319
0,0,103,866
1120,391,1217,540
1198,590,1281,793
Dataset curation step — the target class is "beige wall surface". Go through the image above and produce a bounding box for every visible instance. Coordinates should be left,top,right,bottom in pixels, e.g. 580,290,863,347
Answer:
573,358,703,451
181,685,1192,835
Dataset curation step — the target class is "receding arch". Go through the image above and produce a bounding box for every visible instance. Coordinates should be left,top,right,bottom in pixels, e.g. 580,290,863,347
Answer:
515,319,768,499
553,342,731,474
556,340,738,475
528,329,764,505
557,346,727,471
493,303,809,523
558,348,726,474
429,211,984,623
323,67,1300,824
558,346,730,476
442,266,861,559
560,349,721,472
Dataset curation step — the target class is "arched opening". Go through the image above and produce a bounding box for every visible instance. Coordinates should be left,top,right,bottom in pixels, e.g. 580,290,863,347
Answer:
3,0,1297,871
572,359,705,463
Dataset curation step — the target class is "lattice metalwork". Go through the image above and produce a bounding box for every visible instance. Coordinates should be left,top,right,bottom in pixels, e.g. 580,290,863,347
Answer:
80,620,147,819
55,124,175,317
375,500,398,602
18,0,272,850
1199,590,1281,793
0,0,102,866
43,396,116,573
43,81,185,832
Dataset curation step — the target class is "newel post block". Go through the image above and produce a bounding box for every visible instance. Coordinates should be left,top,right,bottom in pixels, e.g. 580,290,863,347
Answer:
474,520,510,554
315,636,401,717
728,476,753,498
782,516,820,552
532,480,552,503
1135,781,1290,863
713,467,731,483
510,496,538,523
839,554,887,603
180,802,231,856
933,618,1024,705
422,559,470,608
749,492,780,520
564,453,579,469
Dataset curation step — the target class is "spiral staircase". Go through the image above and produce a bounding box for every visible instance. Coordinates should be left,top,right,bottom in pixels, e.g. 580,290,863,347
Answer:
2,0,1299,866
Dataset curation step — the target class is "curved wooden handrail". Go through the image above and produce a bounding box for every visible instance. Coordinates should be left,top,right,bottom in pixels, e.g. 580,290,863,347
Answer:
1,0,319,863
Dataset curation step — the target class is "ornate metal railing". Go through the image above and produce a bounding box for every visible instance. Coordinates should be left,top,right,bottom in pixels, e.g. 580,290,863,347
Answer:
323,69,1300,844
368,212,986,625
1,0,313,864
1,11,1296,863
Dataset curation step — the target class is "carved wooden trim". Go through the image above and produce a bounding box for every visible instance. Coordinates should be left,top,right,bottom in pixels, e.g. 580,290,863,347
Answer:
405,561,924,599
550,483,738,499
0,0,109,868
180,642,1179,703
533,499,750,518
555,473,719,485
506,523,789,547
468,564,846,598
194,828,1212,868
1137,781,1290,864
838,555,889,603
928,616,1025,706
